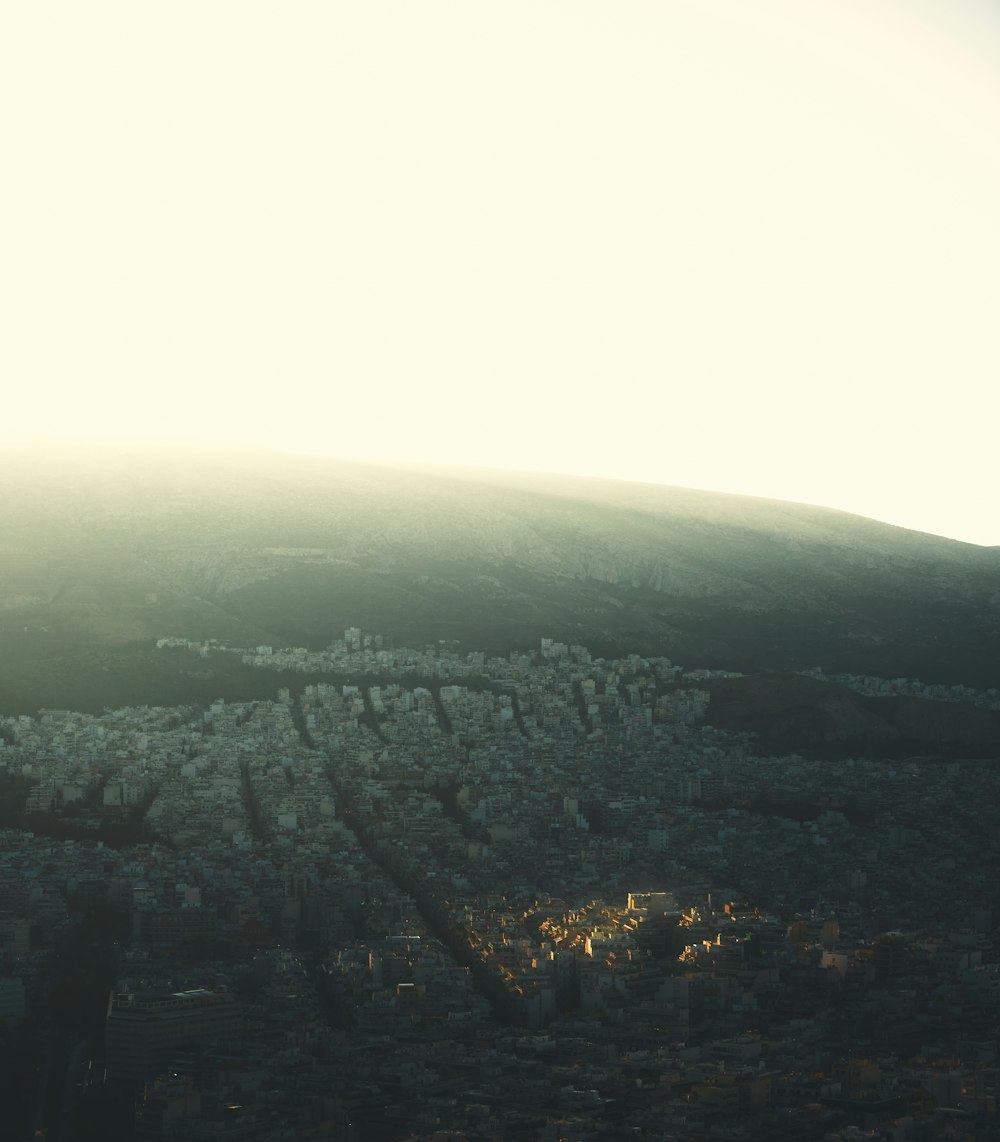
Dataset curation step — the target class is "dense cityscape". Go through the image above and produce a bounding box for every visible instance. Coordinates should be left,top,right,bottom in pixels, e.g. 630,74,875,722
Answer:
1,630,1000,1137
6,0,999,1138
1,629,998,1140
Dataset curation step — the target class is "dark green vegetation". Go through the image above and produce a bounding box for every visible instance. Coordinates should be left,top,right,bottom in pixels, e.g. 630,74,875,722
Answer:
0,771,35,822
2,442,998,731
0,643,307,720
702,673,1000,759
748,788,872,824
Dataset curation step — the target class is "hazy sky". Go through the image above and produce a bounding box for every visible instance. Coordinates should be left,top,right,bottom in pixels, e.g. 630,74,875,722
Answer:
4,1,999,544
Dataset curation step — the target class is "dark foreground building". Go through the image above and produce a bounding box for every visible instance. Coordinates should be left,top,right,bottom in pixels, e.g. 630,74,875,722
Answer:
106,987,242,1090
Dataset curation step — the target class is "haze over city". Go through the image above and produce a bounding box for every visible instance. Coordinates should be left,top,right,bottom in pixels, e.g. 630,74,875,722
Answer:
4,0,999,545
5,7,1000,1137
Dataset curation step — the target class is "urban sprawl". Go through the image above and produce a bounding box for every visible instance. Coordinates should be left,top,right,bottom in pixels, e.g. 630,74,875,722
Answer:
3,630,1000,1140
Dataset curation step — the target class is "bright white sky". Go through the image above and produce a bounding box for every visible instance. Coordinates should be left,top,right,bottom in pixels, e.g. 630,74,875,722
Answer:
3,1,999,544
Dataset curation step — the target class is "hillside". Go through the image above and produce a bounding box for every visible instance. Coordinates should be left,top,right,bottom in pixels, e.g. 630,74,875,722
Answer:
702,672,1000,760
1,441,998,714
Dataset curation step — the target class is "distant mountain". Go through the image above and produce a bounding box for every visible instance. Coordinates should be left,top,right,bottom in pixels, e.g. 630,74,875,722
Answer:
1,441,998,722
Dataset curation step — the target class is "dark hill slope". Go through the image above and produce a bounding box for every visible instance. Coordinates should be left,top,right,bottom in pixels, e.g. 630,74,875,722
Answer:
1,442,998,711
702,673,1000,759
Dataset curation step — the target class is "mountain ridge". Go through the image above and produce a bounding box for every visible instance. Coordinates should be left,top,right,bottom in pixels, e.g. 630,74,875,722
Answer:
1,442,998,714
